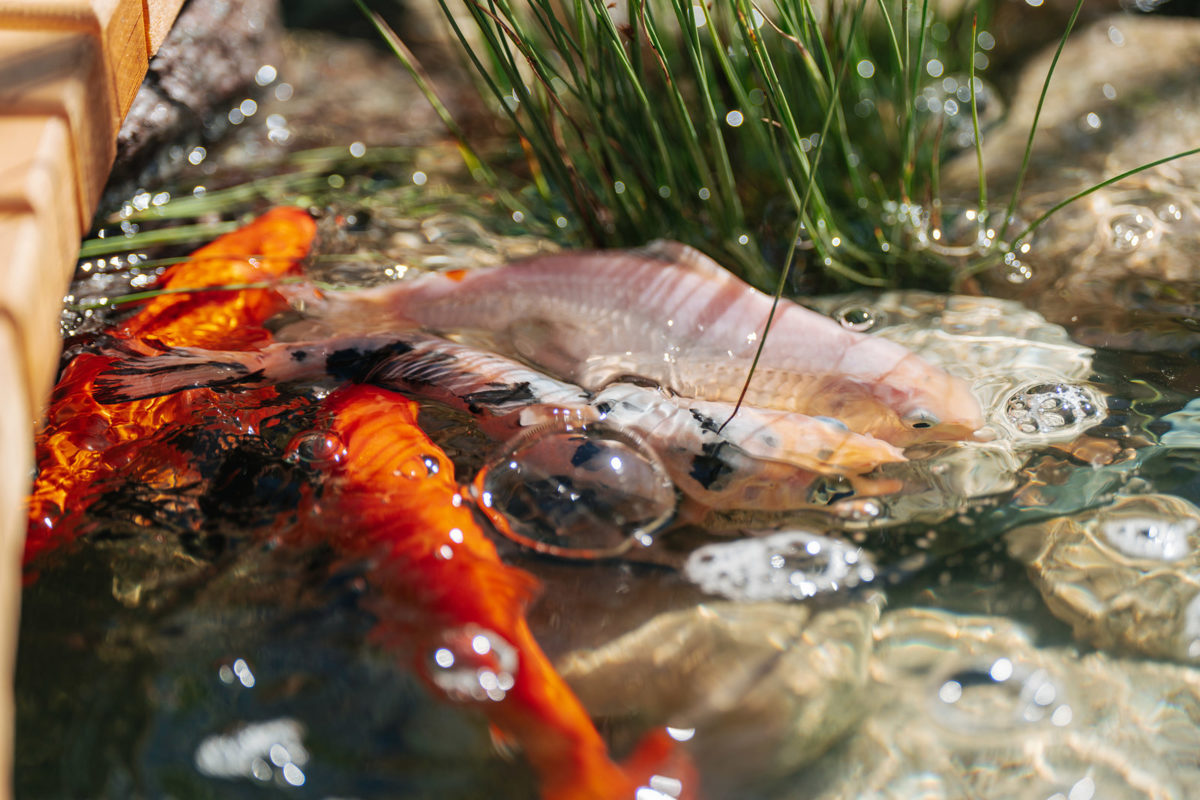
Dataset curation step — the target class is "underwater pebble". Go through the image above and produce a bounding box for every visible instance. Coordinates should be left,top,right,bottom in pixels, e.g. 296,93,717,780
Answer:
1006,493,1200,662
559,600,880,791
796,608,1200,799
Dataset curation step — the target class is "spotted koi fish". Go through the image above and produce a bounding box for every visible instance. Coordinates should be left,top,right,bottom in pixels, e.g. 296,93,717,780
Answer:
31,209,693,799
93,332,906,512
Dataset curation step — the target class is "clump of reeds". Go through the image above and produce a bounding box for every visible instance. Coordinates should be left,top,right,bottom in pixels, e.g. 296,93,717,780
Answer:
369,0,1006,292
367,0,1200,295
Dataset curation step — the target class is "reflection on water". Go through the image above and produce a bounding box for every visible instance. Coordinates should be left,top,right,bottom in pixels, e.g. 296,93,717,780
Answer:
18,17,1200,800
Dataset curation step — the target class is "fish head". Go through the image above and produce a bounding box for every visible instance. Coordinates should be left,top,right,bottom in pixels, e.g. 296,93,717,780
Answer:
889,359,987,444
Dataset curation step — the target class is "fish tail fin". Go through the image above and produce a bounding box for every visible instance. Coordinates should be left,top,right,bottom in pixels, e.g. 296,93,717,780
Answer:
92,346,259,403
620,727,702,800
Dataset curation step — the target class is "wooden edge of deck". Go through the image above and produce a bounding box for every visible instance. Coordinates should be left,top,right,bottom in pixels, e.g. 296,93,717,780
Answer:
0,1,184,796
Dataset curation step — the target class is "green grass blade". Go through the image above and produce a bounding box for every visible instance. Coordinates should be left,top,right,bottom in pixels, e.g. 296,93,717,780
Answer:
997,0,1084,245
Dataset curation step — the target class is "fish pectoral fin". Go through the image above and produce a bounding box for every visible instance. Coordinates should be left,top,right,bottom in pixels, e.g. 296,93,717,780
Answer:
505,318,582,377
638,239,731,281
575,355,642,392
93,346,256,403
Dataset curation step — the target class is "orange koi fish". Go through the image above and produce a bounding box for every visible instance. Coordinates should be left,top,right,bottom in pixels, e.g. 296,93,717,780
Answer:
306,383,692,800
26,206,316,564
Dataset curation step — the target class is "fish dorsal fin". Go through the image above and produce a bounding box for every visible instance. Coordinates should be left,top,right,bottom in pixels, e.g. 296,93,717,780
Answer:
639,240,733,281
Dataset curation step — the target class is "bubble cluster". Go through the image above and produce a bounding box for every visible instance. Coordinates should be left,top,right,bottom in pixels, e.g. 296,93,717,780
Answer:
428,625,519,703
1108,209,1158,252
1002,382,1103,439
194,717,309,787
914,75,1003,151
473,422,675,558
683,530,876,602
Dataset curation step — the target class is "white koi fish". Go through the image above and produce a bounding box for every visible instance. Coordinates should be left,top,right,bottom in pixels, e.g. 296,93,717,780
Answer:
287,241,985,446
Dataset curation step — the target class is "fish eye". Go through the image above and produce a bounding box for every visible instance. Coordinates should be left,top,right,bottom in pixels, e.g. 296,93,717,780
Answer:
903,410,940,429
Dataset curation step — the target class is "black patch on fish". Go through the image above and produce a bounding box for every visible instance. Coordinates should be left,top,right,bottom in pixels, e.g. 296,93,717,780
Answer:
570,440,603,467
688,408,721,434
326,340,416,383
594,401,613,415
689,442,735,490
291,349,309,362
462,382,536,414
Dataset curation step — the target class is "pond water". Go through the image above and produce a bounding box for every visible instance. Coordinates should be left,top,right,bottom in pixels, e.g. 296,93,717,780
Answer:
17,17,1200,800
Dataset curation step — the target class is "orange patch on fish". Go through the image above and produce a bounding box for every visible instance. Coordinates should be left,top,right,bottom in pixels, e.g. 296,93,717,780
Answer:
311,384,692,800
26,207,317,564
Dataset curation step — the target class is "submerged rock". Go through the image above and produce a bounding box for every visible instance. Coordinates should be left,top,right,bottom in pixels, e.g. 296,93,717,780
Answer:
1006,493,1200,662
796,607,1200,799
943,15,1200,352
557,600,880,792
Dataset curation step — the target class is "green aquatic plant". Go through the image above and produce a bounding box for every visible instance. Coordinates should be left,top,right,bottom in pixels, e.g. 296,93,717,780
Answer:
362,0,1002,292
359,0,1200,296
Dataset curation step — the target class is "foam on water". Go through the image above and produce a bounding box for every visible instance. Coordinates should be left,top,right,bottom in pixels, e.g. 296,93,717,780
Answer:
683,530,877,601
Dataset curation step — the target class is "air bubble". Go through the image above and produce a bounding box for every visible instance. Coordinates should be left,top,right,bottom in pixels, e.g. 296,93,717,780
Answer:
471,421,675,559
392,453,443,480
1156,202,1184,223
283,431,346,465
428,625,518,702
683,530,877,601
1002,382,1103,440
834,305,878,332
1108,211,1157,252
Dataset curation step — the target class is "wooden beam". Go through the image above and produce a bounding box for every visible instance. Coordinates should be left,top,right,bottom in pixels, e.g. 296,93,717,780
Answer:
0,2,187,796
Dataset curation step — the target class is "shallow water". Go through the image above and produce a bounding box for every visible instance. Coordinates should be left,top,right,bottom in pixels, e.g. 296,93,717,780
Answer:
18,24,1200,800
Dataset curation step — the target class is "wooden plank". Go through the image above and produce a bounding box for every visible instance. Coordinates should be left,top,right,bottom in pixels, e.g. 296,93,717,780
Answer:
0,116,83,411
144,0,186,55
0,3,184,797
0,0,148,119
0,30,116,231
0,312,31,800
